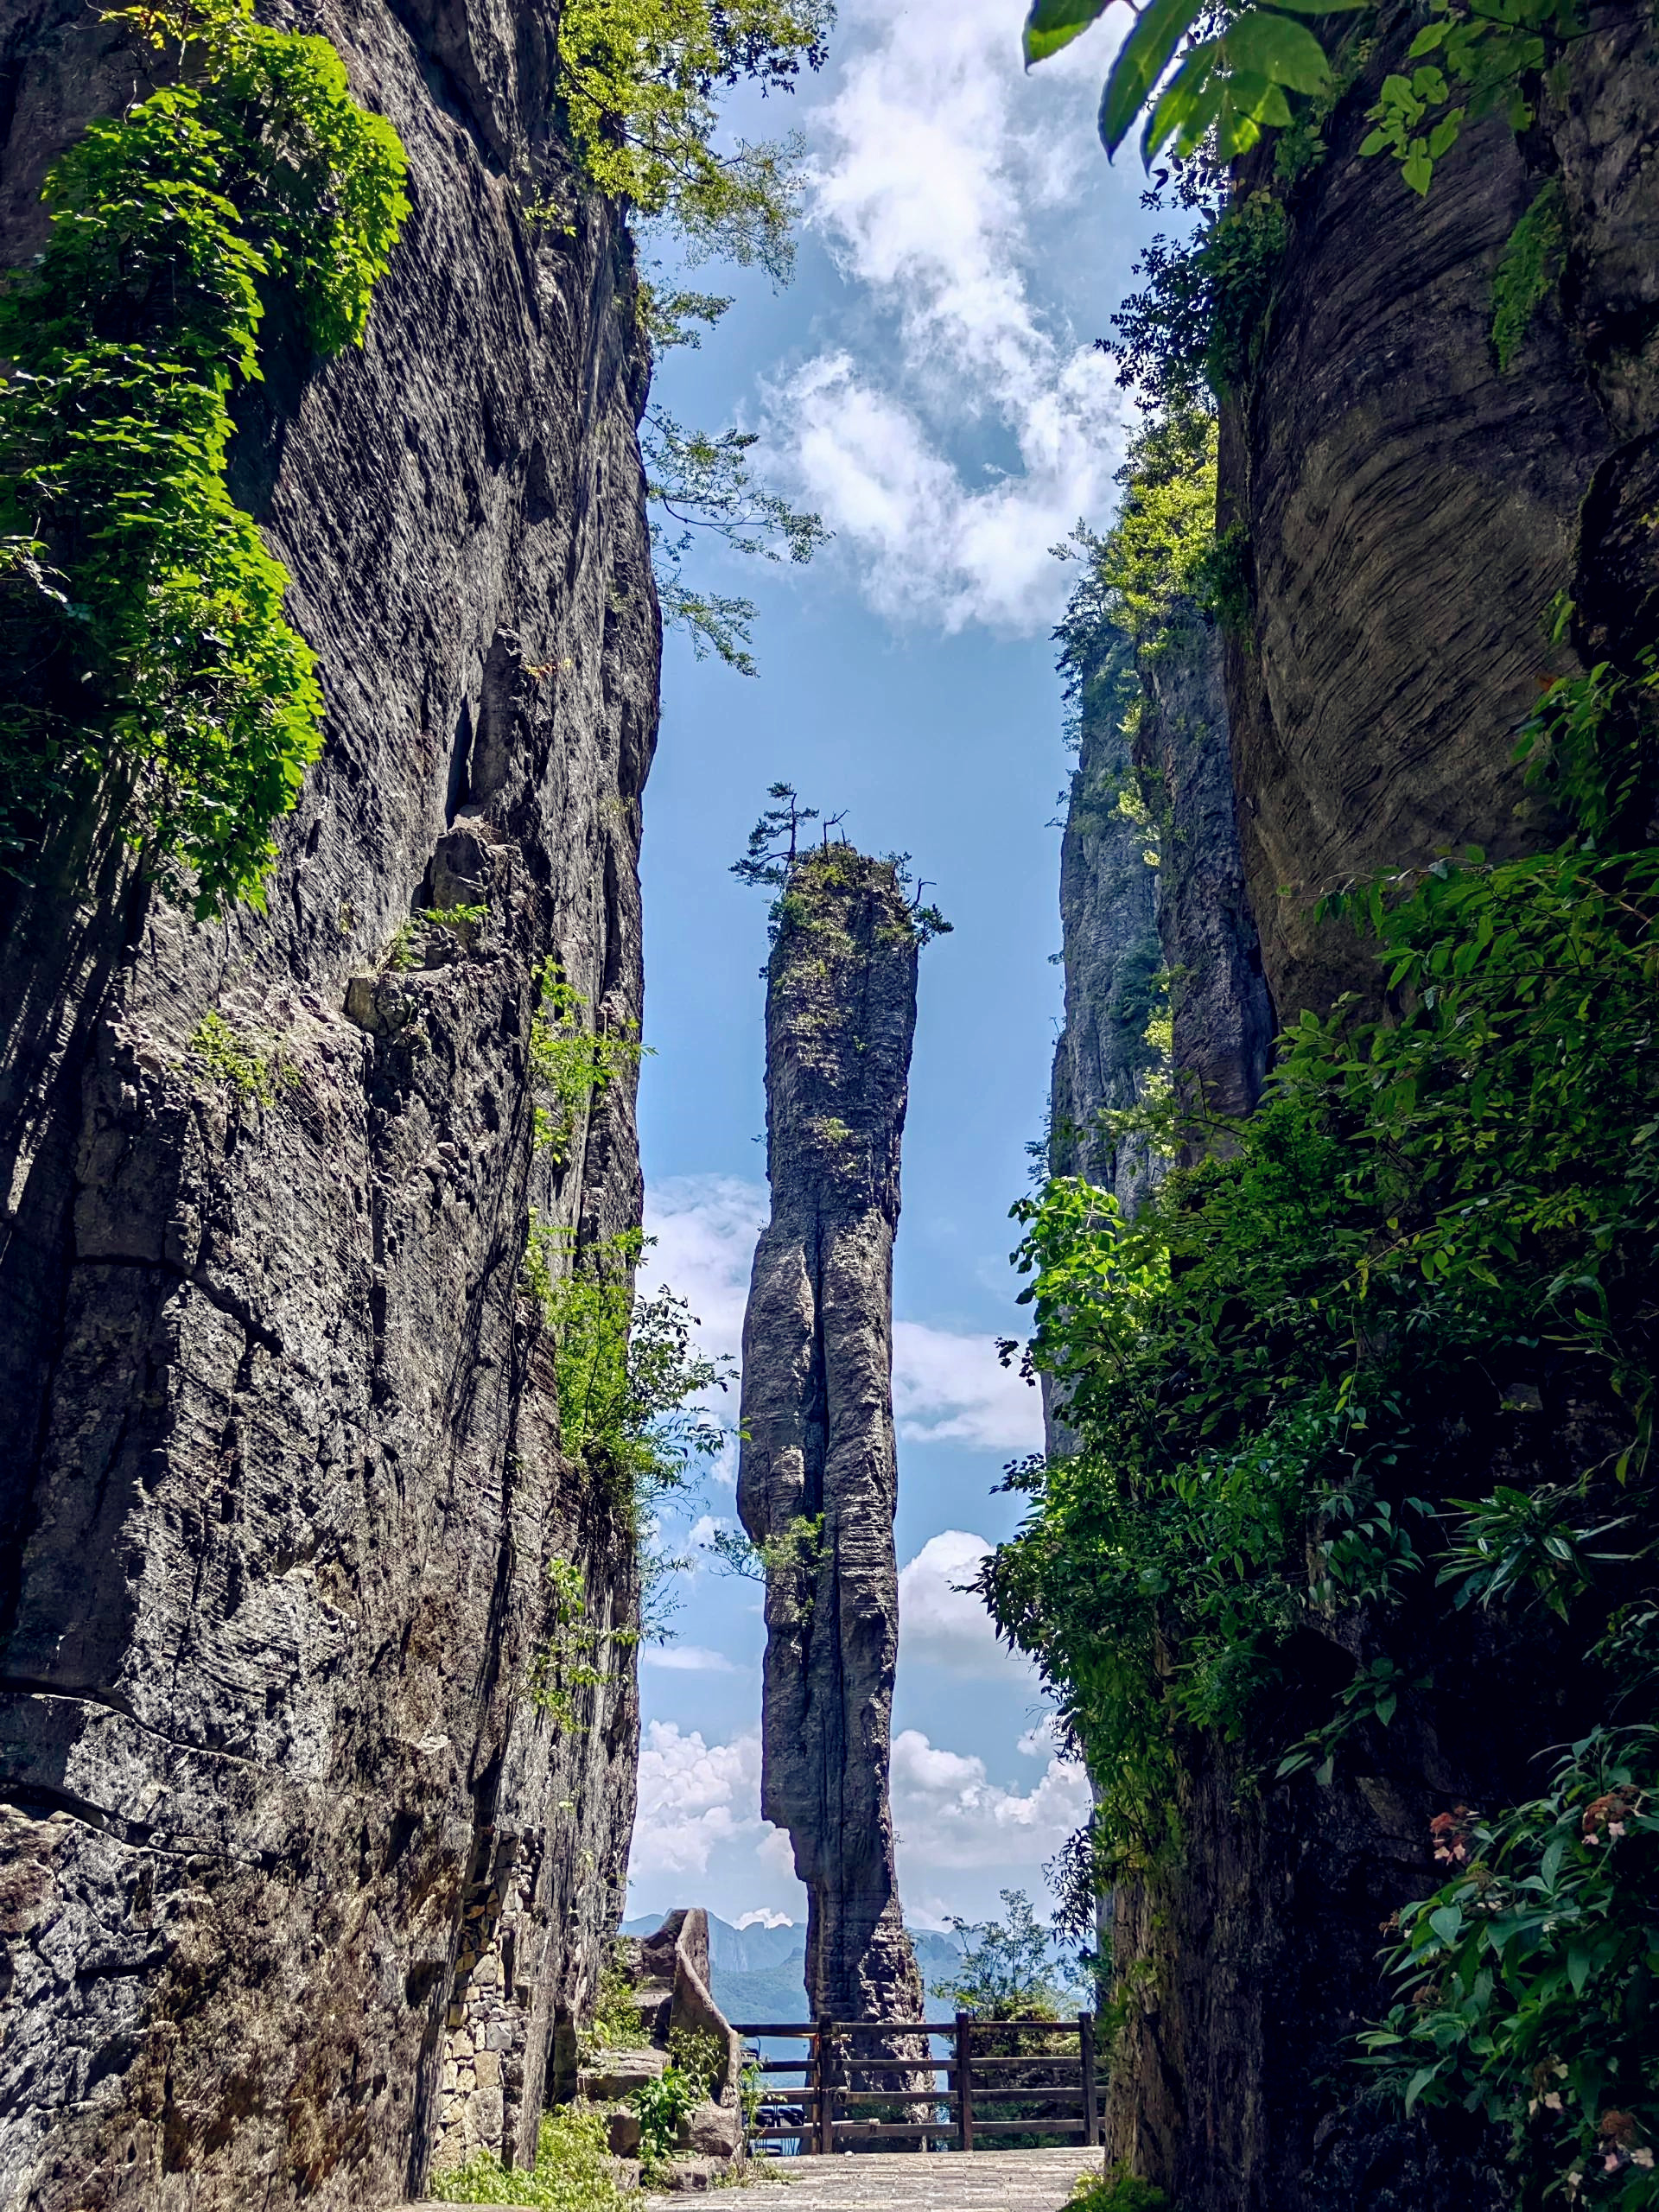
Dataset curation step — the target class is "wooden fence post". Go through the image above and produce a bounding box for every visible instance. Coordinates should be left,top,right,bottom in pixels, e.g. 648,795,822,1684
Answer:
955,2012,974,2152
1079,2012,1098,2147
816,2018,835,2155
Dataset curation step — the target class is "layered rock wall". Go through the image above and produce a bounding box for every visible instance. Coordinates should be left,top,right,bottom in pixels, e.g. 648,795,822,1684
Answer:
0,0,658,2200
1091,10,1659,2208
736,849,925,2029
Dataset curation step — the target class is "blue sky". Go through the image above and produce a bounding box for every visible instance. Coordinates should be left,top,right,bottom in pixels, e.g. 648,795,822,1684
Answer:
624,0,1165,1934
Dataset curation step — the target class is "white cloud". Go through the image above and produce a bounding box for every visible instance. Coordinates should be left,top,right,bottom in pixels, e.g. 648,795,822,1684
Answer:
644,1174,768,1377
736,1909,797,1929
645,1178,1043,1459
640,1644,745,1675
766,0,1135,632
631,1722,765,1881
898,1530,1036,1682
1016,1714,1067,1759
893,1321,1044,1452
891,1727,1092,1873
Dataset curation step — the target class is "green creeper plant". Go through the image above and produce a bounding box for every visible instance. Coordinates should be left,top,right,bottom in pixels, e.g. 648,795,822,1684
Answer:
0,0,407,914
530,967,647,1167
1020,0,1586,188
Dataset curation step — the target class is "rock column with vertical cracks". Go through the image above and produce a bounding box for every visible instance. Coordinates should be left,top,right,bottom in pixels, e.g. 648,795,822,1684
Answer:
737,846,925,2033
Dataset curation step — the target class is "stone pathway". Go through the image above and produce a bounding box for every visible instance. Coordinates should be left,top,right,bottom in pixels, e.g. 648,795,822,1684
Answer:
423,2145,1097,2212
676,2148,1094,2211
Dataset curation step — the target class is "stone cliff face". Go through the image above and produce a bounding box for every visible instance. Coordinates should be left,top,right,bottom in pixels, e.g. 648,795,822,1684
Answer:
735,849,925,2030
1225,4,1659,1024
1049,633,1164,1214
1049,607,1269,1215
1086,14,1659,2210
0,0,657,2201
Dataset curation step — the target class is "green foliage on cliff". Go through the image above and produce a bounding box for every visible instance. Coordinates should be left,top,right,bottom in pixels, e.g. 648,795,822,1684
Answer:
985,663,1659,2196
0,0,407,914
555,0,831,274
1021,0,1586,193
430,2103,632,2209
531,969,647,1168
733,784,952,945
641,412,830,673
525,1224,730,1517
1491,179,1566,372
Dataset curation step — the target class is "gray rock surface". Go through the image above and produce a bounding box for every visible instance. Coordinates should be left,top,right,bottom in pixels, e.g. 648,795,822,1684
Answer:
736,850,925,2031
0,0,658,2200
1135,613,1274,1137
1048,628,1165,1214
1224,7,1659,1024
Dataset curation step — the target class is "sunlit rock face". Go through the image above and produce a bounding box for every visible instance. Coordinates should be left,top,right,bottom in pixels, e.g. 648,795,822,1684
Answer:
0,0,658,2197
736,848,925,2032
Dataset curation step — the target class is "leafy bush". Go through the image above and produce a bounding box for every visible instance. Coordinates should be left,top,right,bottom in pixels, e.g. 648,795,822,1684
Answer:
668,2024,728,2098
554,0,830,275
429,2103,632,2209
583,1947,649,2056
0,0,406,913
1362,1726,1659,2203
1063,2167,1167,2212
631,2063,701,2165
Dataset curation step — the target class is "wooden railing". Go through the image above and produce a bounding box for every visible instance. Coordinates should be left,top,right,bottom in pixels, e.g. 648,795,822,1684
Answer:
730,2013,1100,2154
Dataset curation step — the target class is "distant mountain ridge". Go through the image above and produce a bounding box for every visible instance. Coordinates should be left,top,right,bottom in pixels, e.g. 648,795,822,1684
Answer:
621,1914,966,2024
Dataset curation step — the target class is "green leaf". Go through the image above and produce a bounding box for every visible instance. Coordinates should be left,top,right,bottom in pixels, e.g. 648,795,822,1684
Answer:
1023,0,1113,69
1141,38,1221,158
1404,2064,1441,2114
1402,140,1433,193
1429,1904,1464,1946
1099,0,1205,157
1221,8,1332,91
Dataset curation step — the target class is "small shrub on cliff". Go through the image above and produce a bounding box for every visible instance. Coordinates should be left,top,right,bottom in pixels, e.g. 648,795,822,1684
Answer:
582,1944,650,2056
0,0,407,913
429,2103,631,2209
1062,2168,1167,2212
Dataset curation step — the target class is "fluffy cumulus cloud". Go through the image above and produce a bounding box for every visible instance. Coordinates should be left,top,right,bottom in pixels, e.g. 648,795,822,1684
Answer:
766,0,1135,632
630,1711,1088,1912
630,1722,764,1881
891,1726,1091,1873
898,1529,1037,1682
645,1177,1044,1459
893,1322,1044,1452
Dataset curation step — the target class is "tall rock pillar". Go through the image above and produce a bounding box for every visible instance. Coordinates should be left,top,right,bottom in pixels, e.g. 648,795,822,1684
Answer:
737,845,925,2027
